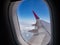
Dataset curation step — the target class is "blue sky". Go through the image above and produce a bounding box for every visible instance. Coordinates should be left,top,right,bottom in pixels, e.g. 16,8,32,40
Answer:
17,0,50,23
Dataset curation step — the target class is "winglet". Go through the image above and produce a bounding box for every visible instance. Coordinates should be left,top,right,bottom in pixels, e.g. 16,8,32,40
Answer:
32,10,39,19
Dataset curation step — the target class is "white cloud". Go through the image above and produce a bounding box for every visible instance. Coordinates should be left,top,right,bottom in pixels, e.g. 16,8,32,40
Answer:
18,19,35,31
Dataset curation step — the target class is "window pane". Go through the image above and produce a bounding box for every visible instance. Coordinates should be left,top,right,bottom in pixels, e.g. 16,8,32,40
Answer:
17,0,51,45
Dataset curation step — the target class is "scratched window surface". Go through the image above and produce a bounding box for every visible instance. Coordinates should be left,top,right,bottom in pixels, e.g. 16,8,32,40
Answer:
17,0,51,45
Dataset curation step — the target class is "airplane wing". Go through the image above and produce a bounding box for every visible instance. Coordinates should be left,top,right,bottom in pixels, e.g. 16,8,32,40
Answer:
28,29,46,45
40,20,51,35
28,10,51,45
28,20,51,45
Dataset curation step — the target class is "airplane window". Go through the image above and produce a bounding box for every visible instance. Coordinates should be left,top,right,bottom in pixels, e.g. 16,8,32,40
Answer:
9,0,51,45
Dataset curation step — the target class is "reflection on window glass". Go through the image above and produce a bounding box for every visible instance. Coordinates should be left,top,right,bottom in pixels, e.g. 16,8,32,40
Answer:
17,0,51,45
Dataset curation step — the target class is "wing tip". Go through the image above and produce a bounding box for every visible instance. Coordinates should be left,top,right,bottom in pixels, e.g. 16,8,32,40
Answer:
32,10,39,19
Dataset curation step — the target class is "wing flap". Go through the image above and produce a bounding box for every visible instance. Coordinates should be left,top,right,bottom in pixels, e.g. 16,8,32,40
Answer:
28,29,38,33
